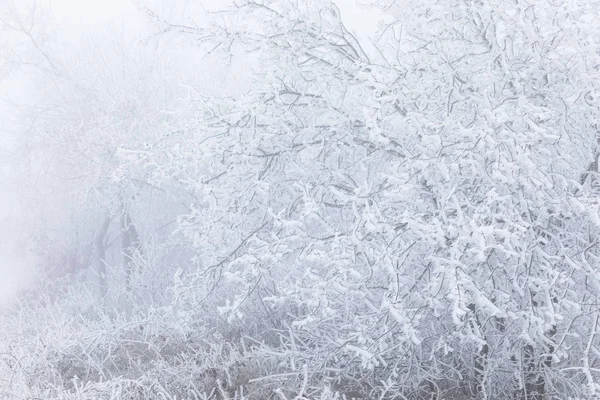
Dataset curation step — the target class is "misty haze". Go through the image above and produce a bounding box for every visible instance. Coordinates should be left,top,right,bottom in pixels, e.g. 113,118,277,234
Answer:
1,0,599,399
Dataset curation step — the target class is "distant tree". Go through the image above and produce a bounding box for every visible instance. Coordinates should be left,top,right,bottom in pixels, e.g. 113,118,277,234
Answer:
2,9,187,294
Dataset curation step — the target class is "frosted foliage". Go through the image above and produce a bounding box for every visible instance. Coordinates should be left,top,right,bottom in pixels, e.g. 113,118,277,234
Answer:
2,0,600,399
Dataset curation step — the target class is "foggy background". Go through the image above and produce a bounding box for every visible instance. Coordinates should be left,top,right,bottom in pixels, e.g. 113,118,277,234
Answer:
0,0,381,305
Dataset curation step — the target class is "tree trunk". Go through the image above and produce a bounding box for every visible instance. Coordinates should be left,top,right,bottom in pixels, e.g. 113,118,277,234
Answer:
541,318,557,399
121,208,142,290
94,216,111,295
474,341,489,397
522,292,547,400
523,343,544,400
468,303,489,398
120,210,132,288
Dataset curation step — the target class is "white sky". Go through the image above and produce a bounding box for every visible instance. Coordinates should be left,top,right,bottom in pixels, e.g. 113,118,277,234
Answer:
47,0,382,39
49,0,137,22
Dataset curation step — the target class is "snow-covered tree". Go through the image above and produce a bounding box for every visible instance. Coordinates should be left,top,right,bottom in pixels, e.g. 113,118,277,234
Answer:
136,0,600,398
